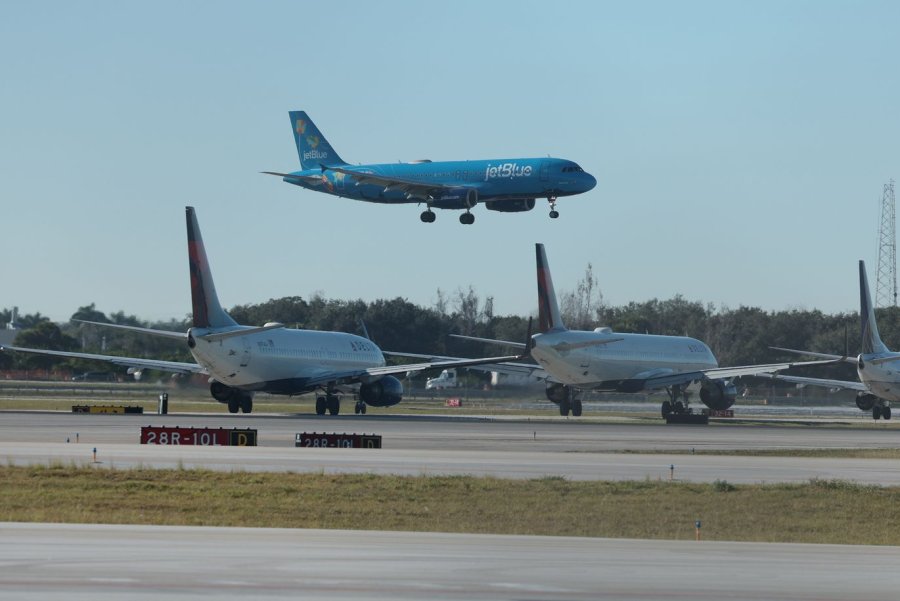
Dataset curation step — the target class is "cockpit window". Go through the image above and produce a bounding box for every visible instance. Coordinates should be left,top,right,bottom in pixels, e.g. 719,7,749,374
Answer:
562,165,585,173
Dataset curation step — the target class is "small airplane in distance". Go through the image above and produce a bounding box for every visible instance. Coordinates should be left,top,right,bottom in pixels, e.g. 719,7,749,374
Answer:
263,111,597,224
0,208,524,416
765,260,898,420
450,244,832,417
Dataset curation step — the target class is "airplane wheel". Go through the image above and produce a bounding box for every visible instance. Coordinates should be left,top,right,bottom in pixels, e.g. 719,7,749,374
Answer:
361,404,367,414
420,211,435,223
559,399,571,416
239,395,253,414
673,401,685,414
227,398,240,414
661,400,672,418
315,396,326,415
884,406,892,420
459,213,475,225
549,210,559,219
572,400,583,417
327,395,340,416
873,406,882,420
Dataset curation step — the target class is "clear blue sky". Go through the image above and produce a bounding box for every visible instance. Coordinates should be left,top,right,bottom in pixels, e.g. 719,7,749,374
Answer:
2,1,899,324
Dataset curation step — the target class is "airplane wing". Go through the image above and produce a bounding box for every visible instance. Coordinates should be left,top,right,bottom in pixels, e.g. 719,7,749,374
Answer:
449,333,623,352
770,346,856,364
301,352,528,389
383,351,550,381
325,166,459,199
73,319,188,341
0,344,205,375
754,372,868,393
633,359,843,392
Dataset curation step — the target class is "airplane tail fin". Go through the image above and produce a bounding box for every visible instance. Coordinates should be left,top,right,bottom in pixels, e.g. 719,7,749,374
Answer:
288,111,347,170
536,243,567,333
186,206,238,329
859,260,888,354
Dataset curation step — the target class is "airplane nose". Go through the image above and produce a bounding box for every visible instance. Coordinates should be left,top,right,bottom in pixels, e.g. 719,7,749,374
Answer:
584,173,597,191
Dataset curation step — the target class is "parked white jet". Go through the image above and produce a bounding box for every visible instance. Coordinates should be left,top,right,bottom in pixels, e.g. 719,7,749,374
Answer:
0,207,523,416
765,260,897,420
454,244,831,417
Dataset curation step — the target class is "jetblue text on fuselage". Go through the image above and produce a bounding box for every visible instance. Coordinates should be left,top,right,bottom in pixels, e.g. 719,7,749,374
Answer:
484,162,533,181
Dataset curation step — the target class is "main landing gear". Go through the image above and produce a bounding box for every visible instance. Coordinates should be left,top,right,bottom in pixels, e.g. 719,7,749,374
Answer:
315,389,342,416
661,384,690,419
459,211,475,225
354,399,367,415
548,196,559,219
420,209,436,223
227,392,253,414
558,387,583,417
873,404,892,420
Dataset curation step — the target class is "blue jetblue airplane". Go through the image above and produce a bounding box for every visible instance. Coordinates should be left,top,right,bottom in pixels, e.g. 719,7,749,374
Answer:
264,111,597,224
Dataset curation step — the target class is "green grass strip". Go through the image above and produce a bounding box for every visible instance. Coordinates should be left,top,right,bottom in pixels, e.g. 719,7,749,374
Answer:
2,465,899,545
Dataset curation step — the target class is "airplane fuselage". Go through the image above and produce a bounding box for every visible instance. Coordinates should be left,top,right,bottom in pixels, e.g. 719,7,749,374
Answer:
283,157,596,209
189,326,384,394
858,352,900,401
531,330,718,390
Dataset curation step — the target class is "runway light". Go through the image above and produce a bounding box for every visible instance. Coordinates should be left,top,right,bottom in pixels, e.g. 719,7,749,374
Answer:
695,520,702,541
669,464,675,481
92,447,97,463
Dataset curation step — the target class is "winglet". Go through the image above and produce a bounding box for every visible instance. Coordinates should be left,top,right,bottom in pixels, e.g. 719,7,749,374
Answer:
536,243,567,333
186,206,238,329
859,260,888,355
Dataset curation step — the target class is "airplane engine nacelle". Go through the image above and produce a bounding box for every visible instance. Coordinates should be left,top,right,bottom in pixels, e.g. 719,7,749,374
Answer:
431,188,478,210
359,375,403,407
545,382,570,404
210,380,238,404
699,379,736,410
856,392,878,411
485,199,536,212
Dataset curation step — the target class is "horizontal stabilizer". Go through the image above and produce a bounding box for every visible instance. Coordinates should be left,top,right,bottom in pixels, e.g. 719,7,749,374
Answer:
196,323,286,343
74,319,187,341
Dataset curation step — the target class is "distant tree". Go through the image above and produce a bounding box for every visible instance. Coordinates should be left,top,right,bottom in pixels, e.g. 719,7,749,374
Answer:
12,322,78,369
559,263,603,330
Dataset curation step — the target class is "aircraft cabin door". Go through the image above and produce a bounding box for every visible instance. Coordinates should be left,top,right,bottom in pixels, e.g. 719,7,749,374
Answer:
539,161,550,182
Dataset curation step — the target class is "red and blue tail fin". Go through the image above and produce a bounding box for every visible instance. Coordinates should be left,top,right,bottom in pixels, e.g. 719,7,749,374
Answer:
536,243,567,333
859,260,888,355
186,207,237,329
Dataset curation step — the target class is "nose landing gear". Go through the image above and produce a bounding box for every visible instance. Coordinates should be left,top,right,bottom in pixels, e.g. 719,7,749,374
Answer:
548,196,559,219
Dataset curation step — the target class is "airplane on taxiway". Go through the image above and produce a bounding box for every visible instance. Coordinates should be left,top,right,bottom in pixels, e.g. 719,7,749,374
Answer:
447,244,832,417
764,260,899,420
0,207,524,416
263,111,597,224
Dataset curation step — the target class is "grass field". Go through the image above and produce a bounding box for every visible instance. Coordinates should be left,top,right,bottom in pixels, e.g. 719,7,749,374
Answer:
3,465,900,545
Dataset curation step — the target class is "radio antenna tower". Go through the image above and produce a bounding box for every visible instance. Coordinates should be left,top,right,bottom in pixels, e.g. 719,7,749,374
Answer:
876,179,897,308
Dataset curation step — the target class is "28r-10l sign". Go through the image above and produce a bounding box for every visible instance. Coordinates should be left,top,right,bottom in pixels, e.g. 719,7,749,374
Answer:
140,426,257,446
295,432,382,448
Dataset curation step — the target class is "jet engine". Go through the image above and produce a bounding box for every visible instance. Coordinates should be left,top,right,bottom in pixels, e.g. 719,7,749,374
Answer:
210,380,238,403
699,379,736,410
431,188,478,210
485,198,536,212
545,382,570,404
359,376,403,407
856,392,878,411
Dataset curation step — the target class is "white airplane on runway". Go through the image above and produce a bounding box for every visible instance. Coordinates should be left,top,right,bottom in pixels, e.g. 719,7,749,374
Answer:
450,244,832,417
764,260,899,420
0,207,523,416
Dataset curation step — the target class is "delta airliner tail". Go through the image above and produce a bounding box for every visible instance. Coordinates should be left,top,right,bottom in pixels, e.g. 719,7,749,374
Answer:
186,207,238,329
288,110,347,170
860,260,889,355
536,243,566,333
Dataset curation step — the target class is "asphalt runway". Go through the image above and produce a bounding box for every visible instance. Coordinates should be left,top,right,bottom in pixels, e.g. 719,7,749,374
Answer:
3,411,900,484
3,522,899,601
